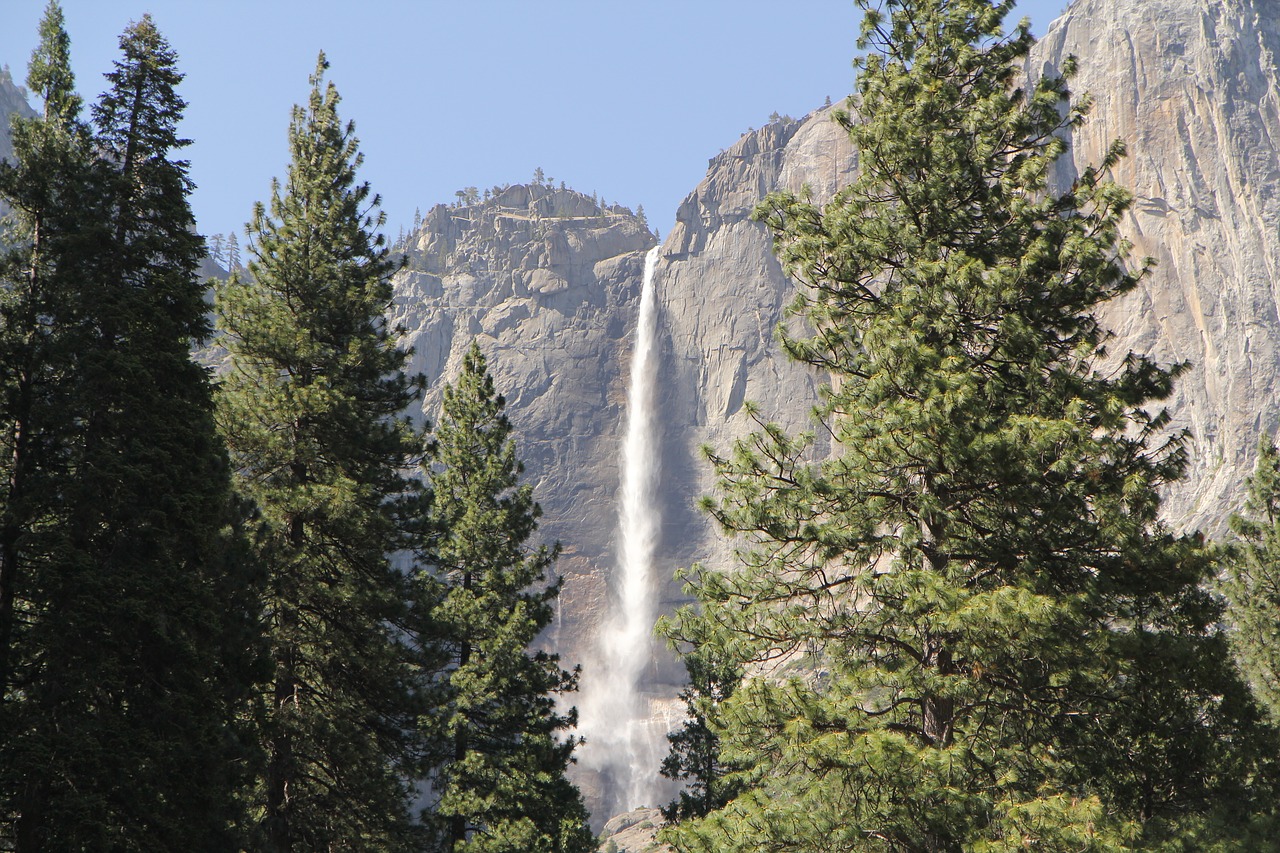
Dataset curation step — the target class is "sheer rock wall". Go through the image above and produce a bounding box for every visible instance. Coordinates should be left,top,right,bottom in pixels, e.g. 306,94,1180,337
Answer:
1033,0,1280,530
389,186,657,677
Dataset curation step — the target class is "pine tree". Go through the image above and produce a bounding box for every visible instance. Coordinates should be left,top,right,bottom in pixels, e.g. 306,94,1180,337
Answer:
225,230,240,270
1222,439,1280,723
659,645,742,823
415,342,593,853
0,5,88,839
2,10,261,850
0,0,86,717
661,1,1276,849
0,16,91,842
209,231,225,267
215,54,421,852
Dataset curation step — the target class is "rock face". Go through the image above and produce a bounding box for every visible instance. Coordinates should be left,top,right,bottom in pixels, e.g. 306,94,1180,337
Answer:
643,0,1280,562
389,185,657,676
638,0,1280,594
0,68,35,165
1032,0,1280,531
653,115,853,583
0,69,36,218
596,807,668,853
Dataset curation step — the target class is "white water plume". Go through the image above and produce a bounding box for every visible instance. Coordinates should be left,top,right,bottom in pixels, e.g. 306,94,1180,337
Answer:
579,245,665,814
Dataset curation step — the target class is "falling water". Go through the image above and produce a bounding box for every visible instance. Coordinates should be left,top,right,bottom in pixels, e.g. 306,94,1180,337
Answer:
579,245,666,815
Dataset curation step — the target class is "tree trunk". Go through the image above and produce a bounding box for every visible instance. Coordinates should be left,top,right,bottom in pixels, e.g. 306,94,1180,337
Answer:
266,512,307,852
448,569,473,853
265,655,296,853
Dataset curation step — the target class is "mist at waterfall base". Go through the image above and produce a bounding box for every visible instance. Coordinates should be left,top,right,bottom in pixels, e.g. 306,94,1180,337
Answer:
577,247,681,821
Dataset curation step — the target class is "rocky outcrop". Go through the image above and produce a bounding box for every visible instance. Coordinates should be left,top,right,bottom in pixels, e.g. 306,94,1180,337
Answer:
649,114,851,584
596,807,668,853
389,185,656,675
0,69,36,218
1032,0,1280,530
0,67,34,166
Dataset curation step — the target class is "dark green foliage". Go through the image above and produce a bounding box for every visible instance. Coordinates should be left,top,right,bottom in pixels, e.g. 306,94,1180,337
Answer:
215,54,420,852
1223,440,1280,722
1,8,261,850
415,342,593,853
0,0,88,714
660,1,1276,849
660,644,742,823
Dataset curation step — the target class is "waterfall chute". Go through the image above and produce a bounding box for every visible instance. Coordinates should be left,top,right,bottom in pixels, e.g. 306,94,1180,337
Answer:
579,245,666,814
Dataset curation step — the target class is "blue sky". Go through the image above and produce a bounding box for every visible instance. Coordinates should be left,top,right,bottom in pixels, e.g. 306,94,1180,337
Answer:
1,1,1070,241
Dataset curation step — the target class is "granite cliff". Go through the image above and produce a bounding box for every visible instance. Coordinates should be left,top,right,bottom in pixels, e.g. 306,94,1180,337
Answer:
1033,0,1280,530
633,0,1280,565
0,68,34,163
389,185,658,680
616,0,1280,605
0,68,36,219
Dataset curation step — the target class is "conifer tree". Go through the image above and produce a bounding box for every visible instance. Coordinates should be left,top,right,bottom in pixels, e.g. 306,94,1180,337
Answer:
0,16,90,842
215,54,421,852
225,230,240,270
0,0,87,716
1,10,261,850
662,1,1276,849
209,231,226,267
1222,439,1280,723
416,342,593,853
659,645,741,823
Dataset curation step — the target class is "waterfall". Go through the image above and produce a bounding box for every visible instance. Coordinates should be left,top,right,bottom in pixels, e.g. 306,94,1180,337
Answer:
579,245,666,815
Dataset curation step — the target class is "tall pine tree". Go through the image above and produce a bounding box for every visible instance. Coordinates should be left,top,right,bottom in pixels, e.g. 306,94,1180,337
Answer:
215,54,421,852
662,1,1276,849
415,342,593,853
1,10,261,850
0,0,87,718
